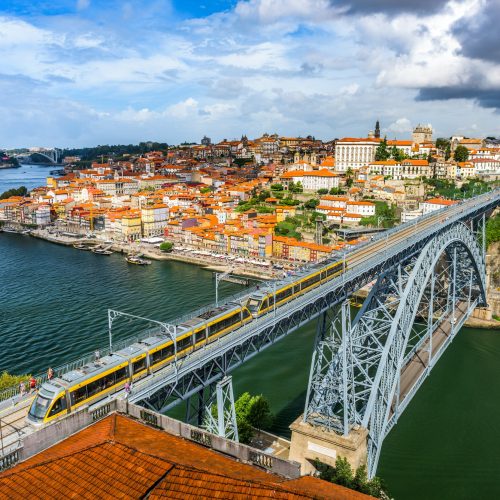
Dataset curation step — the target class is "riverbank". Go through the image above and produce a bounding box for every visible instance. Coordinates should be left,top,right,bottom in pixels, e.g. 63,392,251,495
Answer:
27,228,276,280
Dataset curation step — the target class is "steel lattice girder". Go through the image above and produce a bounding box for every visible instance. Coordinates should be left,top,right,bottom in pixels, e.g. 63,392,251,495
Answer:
131,201,496,416
203,376,239,442
303,222,487,478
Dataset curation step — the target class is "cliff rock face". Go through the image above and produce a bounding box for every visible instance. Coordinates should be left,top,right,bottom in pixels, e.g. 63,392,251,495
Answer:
467,241,500,326
486,241,500,318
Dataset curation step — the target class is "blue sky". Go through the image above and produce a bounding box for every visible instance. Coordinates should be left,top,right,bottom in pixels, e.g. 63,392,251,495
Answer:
0,0,499,148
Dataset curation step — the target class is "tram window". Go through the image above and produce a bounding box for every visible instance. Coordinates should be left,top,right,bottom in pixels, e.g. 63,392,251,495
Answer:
195,330,206,343
87,379,103,398
209,313,240,336
177,335,193,351
48,396,67,417
102,372,115,389
276,287,293,303
302,274,321,290
133,357,147,373
71,386,87,405
243,308,252,319
327,263,343,277
259,299,268,311
268,296,275,306
115,367,128,384
247,298,261,311
152,344,174,364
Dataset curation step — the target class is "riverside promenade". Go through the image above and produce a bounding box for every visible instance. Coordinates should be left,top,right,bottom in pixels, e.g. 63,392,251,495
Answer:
26,227,278,280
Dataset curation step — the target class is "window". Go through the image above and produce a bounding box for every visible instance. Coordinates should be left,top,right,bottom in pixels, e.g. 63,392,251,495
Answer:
327,263,342,277
276,286,293,303
152,344,174,364
29,394,52,420
115,367,129,384
87,379,103,398
301,273,321,291
49,395,67,417
177,335,193,351
209,312,241,337
133,357,147,374
71,386,87,406
195,330,206,343
102,372,116,390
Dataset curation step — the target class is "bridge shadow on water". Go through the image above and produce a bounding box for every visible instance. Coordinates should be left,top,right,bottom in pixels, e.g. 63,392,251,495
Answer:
269,389,308,439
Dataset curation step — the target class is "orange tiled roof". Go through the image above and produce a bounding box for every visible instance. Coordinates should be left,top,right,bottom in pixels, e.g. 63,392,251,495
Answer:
0,414,373,499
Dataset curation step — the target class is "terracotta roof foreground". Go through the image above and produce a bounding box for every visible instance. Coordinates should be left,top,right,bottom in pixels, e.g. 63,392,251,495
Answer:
0,414,374,500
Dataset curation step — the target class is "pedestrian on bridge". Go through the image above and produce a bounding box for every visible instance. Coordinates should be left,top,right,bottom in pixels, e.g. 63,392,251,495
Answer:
29,376,37,393
124,381,131,398
19,381,26,399
47,367,54,381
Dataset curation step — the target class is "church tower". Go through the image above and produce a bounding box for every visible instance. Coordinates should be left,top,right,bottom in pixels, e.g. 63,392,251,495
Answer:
374,120,381,139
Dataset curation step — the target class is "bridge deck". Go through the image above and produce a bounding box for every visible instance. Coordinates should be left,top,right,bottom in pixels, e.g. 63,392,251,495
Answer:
394,301,468,416
0,192,498,458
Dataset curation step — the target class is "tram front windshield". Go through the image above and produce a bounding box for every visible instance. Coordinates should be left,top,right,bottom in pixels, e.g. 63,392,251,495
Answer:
247,298,261,312
29,393,53,420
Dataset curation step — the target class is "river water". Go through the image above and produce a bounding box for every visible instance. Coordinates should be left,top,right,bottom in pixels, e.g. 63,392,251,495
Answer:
0,163,52,194
1,171,500,498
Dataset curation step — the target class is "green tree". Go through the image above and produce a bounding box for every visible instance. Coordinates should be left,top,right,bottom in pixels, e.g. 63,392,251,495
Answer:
304,198,319,210
391,146,405,162
256,205,274,214
374,137,390,161
313,458,389,499
485,213,500,248
281,197,300,206
359,201,396,228
247,395,273,430
436,137,450,151
258,190,271,202
159,241,173,252
233,392,274,444
329,187,343,195
454,145,469,162
0,186,28,199
271,183,284,191
317,188,329,195
199,186,211,194
333,457,354,488
0,371,30,392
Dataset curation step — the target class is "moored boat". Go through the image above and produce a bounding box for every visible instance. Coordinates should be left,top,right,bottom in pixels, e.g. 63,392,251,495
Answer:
93,247,113,255
73,243,94,250
126,255,151,265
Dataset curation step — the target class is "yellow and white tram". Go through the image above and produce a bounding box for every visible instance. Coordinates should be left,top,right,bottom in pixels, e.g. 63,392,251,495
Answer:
28,258,344,425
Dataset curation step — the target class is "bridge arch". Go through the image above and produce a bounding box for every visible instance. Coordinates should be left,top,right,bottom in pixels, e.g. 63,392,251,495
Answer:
303,221,488,477
362,222,487,475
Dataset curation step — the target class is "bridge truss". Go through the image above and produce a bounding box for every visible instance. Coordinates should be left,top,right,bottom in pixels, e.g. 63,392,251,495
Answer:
303,221,488,476
126,193,497,475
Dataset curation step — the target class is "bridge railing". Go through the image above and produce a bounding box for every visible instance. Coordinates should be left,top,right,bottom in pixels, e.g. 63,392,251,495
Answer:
1,191,497,406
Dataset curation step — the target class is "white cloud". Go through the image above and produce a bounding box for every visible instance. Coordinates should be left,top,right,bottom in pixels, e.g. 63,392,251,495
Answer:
385,118,413,135
76,0,91,11
166,98,199,119
0,0,499,148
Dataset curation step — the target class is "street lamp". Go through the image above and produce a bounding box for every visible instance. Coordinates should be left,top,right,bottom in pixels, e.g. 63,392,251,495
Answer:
215,270,231,306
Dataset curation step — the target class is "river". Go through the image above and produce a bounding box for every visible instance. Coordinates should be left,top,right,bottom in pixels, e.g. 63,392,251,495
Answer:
1,172,500,498
0,163,54,194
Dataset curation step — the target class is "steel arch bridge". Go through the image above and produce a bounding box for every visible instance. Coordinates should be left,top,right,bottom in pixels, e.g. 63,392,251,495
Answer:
123,192,497,476
0,192,497,475
303,220,487,476
0,194,497,476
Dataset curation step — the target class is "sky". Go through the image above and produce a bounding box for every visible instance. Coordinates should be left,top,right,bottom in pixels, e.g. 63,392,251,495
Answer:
0,0,499,148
